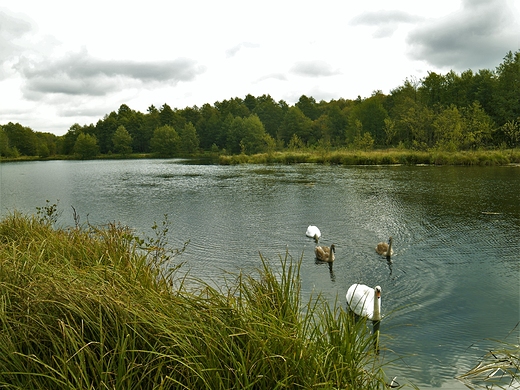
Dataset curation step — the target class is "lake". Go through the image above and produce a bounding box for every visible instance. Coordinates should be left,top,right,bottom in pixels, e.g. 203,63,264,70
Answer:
1,159,519,389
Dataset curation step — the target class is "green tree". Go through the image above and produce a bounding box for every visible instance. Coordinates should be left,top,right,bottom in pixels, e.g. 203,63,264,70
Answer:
117,104,145,153
150,125,180,157
159,103,176,126
2,122,38,156
95,111,118,153
493,50,520,125
252,94,286,139
348,119,374,150
280,106,313,145
419,71,446,107
35,132,57,158
240,114,268,154
74,133,99,159
196,103,223,149
288,133,305,150
348,92,388,145
179,106,201,129
383,118,397,146
501,119,520,148
322,103,349,144
179,122,200,154
312,115,333,145
296,95,320,120
460,102,494,149
433,105,463,151
226,116,245,154
392,99,434,148
214,97,250,118
112,125,133,155
472,68,497,120
264,133,277,155
60,124,85,155
0,126,9,156
244,94,257,112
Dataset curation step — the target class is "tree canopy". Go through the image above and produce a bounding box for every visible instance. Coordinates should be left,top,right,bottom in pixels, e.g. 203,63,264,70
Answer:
2,50,519,159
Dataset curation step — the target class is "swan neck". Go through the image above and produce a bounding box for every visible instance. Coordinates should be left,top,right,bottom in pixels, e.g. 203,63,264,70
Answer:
387,239,392,257
373,292,381,321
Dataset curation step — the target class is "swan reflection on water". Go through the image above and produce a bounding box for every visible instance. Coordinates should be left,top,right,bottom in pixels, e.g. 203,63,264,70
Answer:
314,258,336,282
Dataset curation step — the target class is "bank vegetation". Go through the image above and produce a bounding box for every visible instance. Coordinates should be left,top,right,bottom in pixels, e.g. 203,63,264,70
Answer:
0,208,389,389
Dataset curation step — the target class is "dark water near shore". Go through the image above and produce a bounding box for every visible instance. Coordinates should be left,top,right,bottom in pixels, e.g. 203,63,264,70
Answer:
1,159,519,388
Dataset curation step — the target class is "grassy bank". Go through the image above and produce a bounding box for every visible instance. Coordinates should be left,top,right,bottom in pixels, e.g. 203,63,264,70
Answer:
2,148,520,166
0,211,388,389
219,148,520,166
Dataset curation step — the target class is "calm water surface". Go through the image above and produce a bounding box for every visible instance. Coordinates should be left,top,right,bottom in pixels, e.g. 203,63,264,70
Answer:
1,159,519,389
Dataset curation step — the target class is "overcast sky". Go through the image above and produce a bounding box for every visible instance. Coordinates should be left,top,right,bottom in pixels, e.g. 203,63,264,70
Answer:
1,0,519,136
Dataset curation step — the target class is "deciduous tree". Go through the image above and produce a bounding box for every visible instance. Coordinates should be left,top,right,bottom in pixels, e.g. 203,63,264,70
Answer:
179,122,200,154
112,125,133,155
74,133,99,159
150,125,180,157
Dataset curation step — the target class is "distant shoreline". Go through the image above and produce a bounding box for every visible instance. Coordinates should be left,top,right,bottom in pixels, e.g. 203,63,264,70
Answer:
2,148,520,166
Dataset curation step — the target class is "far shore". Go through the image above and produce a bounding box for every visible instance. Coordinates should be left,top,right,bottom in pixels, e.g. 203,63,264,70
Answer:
1,148,520,166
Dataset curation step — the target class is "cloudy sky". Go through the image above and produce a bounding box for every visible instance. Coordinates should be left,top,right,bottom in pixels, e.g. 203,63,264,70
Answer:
1,0,519,136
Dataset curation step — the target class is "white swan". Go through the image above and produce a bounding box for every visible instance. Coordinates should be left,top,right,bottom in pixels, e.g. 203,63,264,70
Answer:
376,236,393,257
346,284,381,321
306,225,321,242
315,244,335,262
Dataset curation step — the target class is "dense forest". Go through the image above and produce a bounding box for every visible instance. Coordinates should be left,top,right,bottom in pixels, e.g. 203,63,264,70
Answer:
1,51,519,159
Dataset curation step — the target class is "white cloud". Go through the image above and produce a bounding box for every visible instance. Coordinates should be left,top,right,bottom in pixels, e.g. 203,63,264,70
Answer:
407,0,520,70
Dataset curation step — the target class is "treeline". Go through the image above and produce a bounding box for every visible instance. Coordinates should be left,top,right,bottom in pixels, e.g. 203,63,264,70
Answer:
1,50,519,159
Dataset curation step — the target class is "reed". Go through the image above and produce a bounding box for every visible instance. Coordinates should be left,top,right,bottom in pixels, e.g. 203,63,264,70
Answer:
0,211,389,389
218,148,520,166
457,336,519,389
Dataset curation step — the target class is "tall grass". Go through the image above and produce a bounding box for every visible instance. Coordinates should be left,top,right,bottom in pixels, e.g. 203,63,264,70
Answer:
218,148,520,166
0,211,389,389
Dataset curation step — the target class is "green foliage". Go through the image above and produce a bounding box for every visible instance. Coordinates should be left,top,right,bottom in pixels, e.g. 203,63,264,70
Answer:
239,114,268,154
352,132,375,151
2,122,39,156
348,92,388,145
493,51,520,124
280,106,313,145
150,125,180,157
0,126,10,156
383,117,397,146
288,133,305,150
35,200,62,226
502,119,520,148
433,105,463,151
179,122,200,154
112,125,133,155
74,132,100,159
